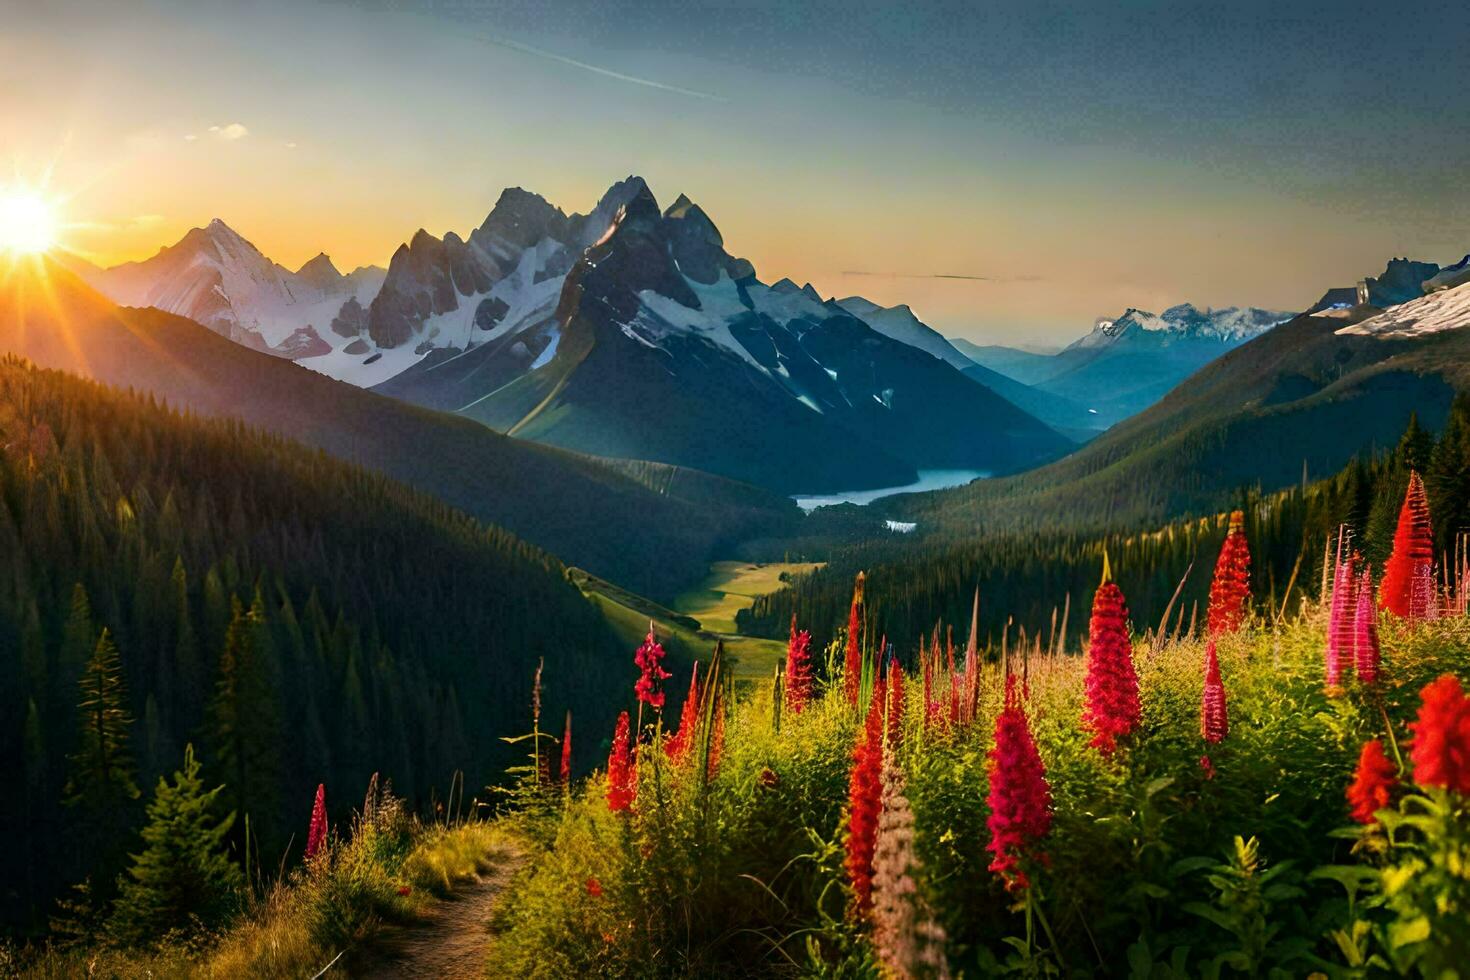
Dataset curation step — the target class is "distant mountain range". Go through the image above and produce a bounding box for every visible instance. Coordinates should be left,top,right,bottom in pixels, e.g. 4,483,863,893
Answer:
957,304,1292,428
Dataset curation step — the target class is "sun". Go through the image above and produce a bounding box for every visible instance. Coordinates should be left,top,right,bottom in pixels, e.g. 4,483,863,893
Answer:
0,187,60,255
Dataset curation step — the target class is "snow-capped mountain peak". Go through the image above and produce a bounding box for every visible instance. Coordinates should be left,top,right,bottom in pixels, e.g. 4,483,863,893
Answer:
1071,303,1289,351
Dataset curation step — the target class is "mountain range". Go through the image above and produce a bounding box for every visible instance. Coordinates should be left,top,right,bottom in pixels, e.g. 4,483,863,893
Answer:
959,304,1292,428
881,271,1470,536
67,178,1075,493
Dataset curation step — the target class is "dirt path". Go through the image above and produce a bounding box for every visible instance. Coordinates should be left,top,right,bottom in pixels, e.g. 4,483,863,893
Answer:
351,843,525,979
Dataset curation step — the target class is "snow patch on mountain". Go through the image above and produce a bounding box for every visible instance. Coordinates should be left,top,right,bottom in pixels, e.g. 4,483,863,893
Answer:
1336,282,1470,339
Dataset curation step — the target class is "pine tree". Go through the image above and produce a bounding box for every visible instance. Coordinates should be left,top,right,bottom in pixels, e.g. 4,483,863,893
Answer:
1426,395,1470,556
64,628,139,811
207,598,281,849
1395,411,1435,473
109,744,242,947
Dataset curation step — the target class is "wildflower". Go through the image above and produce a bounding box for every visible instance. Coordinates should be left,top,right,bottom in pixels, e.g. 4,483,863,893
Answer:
1201,640,1229,745
1083,580,1140,754
987,675,1052,891
585,877,603,898
1199,755,1216,780
845,679,886,917
1353,569,1381,685
1347,739,1398,825
784,619,814,714
707,692,726,780
758,767,779,790
560,710,573,784
665,662,701,765
1207,510,1252,636
305,783,328,862
1408,674,1470,795
633,626,672,710
1325,548,1357,690
872,745,950,978
1380,471,1435,620
397,885,412,897
845,572,866,706
886,660,905,748
606,711,635,812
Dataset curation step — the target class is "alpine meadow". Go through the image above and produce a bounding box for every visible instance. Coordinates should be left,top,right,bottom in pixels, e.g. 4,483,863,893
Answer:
3,1,1470,977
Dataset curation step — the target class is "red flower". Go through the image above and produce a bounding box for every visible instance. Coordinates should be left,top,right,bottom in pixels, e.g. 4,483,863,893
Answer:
844,679,886,917
605,711,635,812
634,626,672,710
1347,739,1398,824
560,710,573,784
845,573,866,706
1200,755,1216,780
1325,547,1357,690
1207,511,1252,636
665,662,701,766
987,674,1052,891
397,885,412,897
1083,581,1140,754
1409,674,1470,795
585,877,603,898
1201,640,1229,745
758,766,779,789
707,692,726,780
885,660,905,748
784,619,814,715
1380,471,1435,620
305,783,328,861
1353,570,1381,685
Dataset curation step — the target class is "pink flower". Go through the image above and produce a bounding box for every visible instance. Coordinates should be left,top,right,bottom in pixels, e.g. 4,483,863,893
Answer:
1380,471,1435,620
1201,640,1229,745
605,711,635,812
784,619,814,715
305,783,328,861
1207,511,1251,636
666,662,701,766
633,626,672,710
1325,546,1357,690
845,679,886,916
1353,569,1381,685
845,573,866,707
1083,581,1140,754
987,675,1052,891
560,710,573,784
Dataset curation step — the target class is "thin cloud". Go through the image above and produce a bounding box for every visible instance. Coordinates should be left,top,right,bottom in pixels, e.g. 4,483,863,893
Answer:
471,33,726,103
842,270,1044,283
208,123,249,141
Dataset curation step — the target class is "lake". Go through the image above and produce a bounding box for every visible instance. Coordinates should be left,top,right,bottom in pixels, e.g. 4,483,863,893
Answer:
792,468,988,512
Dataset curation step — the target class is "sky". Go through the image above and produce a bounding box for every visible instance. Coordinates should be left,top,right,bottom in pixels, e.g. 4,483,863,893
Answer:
4,0,1468,345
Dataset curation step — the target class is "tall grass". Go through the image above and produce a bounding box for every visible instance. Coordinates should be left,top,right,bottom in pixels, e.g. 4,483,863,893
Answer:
486,608,1470,977
13,797,509,978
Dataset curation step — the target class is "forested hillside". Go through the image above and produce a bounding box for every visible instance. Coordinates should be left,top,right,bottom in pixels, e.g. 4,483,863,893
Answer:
0,356,630,930
743,403,1470,652
0,259,798,600
877,310,1464,537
